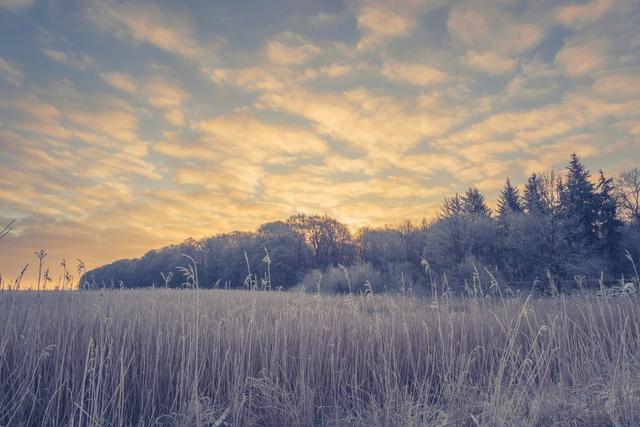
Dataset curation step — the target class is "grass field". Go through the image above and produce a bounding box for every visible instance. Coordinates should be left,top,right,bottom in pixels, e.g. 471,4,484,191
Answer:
1,289,639,426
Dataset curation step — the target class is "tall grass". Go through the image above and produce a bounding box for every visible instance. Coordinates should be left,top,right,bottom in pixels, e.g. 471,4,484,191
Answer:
1,288,639,426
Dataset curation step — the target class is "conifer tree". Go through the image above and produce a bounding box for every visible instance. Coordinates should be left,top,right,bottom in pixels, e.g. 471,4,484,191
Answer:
523,173,546,214
439,194,467,263
559,153,598,249
462,187,491,216
441,193,464,219
595,170,622,259
497,178,523,217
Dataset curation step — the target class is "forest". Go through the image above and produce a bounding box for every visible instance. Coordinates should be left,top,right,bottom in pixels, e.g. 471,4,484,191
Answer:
84,154,640,294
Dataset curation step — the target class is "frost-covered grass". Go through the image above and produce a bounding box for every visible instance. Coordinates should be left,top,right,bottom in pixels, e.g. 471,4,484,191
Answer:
0,289,639,426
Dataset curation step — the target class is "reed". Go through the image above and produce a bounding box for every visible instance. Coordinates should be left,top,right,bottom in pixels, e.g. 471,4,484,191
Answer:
0,287,638,426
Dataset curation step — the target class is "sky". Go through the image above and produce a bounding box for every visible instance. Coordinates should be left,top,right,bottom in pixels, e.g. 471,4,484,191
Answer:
0,0,639,286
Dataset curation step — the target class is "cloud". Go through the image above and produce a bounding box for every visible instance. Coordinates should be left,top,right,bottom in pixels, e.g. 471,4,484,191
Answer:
259,163,451,223
0,94,69,139
381,61,447,86
145,78,186,109
555,0,616,28
0,57,24,86
0,0,32,12
163,110,185,128
505,60,561,101
265,32,320,66
357,4,414,48
155,113,329,199
43,49,94,69
2,0,640,281
144,77,188,127
307,12,341,27
0,85,158,182
555,39,609,76
65,109,140,145
592,73,640,100
211,67,287,92
100,73,187,127
520,134,603,175
447,2,544,54
259,87,461,161
86,0,205,60
101,72,137,93
355,1,442,49
465,51,517,75
440,91,640,176
197,114,327,157
319,64,352,78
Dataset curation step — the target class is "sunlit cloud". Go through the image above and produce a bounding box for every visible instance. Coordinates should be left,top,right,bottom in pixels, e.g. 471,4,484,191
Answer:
259,87,458,158
86,0,207,60
357,4,414,49
447,2,545,54
465,51,517,75
211,66,287,92
592,73,640,100
555,0,617,28
555,39,610,76
381,61,448,86
265,32,321,66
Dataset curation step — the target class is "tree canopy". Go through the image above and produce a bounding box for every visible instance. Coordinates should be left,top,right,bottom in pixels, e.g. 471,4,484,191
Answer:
83,154,639,293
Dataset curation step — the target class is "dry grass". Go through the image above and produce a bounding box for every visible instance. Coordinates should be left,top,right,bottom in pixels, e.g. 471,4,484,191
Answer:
0,289,639,426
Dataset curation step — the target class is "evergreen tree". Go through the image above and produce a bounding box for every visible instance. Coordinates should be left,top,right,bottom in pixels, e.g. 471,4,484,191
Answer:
595,170,622,259
462,187,491,216
441,193,464,219
439,194,467,263
497,178,523,217
523,173,546,214
559,153,598,250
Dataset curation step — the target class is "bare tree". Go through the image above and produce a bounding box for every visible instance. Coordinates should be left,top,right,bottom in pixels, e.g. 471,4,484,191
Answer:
616,167,640,224
286,214,353,267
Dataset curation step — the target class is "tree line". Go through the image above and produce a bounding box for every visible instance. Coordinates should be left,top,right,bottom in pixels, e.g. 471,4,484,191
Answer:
84,154,640,293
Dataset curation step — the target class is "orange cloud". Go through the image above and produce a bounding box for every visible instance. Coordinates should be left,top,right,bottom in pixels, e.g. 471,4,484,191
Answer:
447,3,544,54
382,61,448,86
465,51,517,75
555,40,609,76
265,33,320,66
555,0,616,28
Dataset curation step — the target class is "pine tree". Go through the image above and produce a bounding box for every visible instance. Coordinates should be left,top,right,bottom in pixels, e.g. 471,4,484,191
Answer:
497,178,523,217
523,173,546,214
441,193,464,219
559,153,598,250
595,170,622,259
439,194,467,263
462,187,491,216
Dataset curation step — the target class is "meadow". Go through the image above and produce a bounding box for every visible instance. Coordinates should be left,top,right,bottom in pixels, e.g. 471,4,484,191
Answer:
1,286,639,426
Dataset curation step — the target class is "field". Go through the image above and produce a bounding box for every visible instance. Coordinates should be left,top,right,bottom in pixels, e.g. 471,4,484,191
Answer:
1,289,639,426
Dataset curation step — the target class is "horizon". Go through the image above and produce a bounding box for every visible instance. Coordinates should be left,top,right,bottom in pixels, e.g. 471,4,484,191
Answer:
1,0,639,285
0,154,631,289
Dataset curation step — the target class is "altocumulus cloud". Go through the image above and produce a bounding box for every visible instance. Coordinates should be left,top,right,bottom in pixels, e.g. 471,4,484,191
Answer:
0,0,638,283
